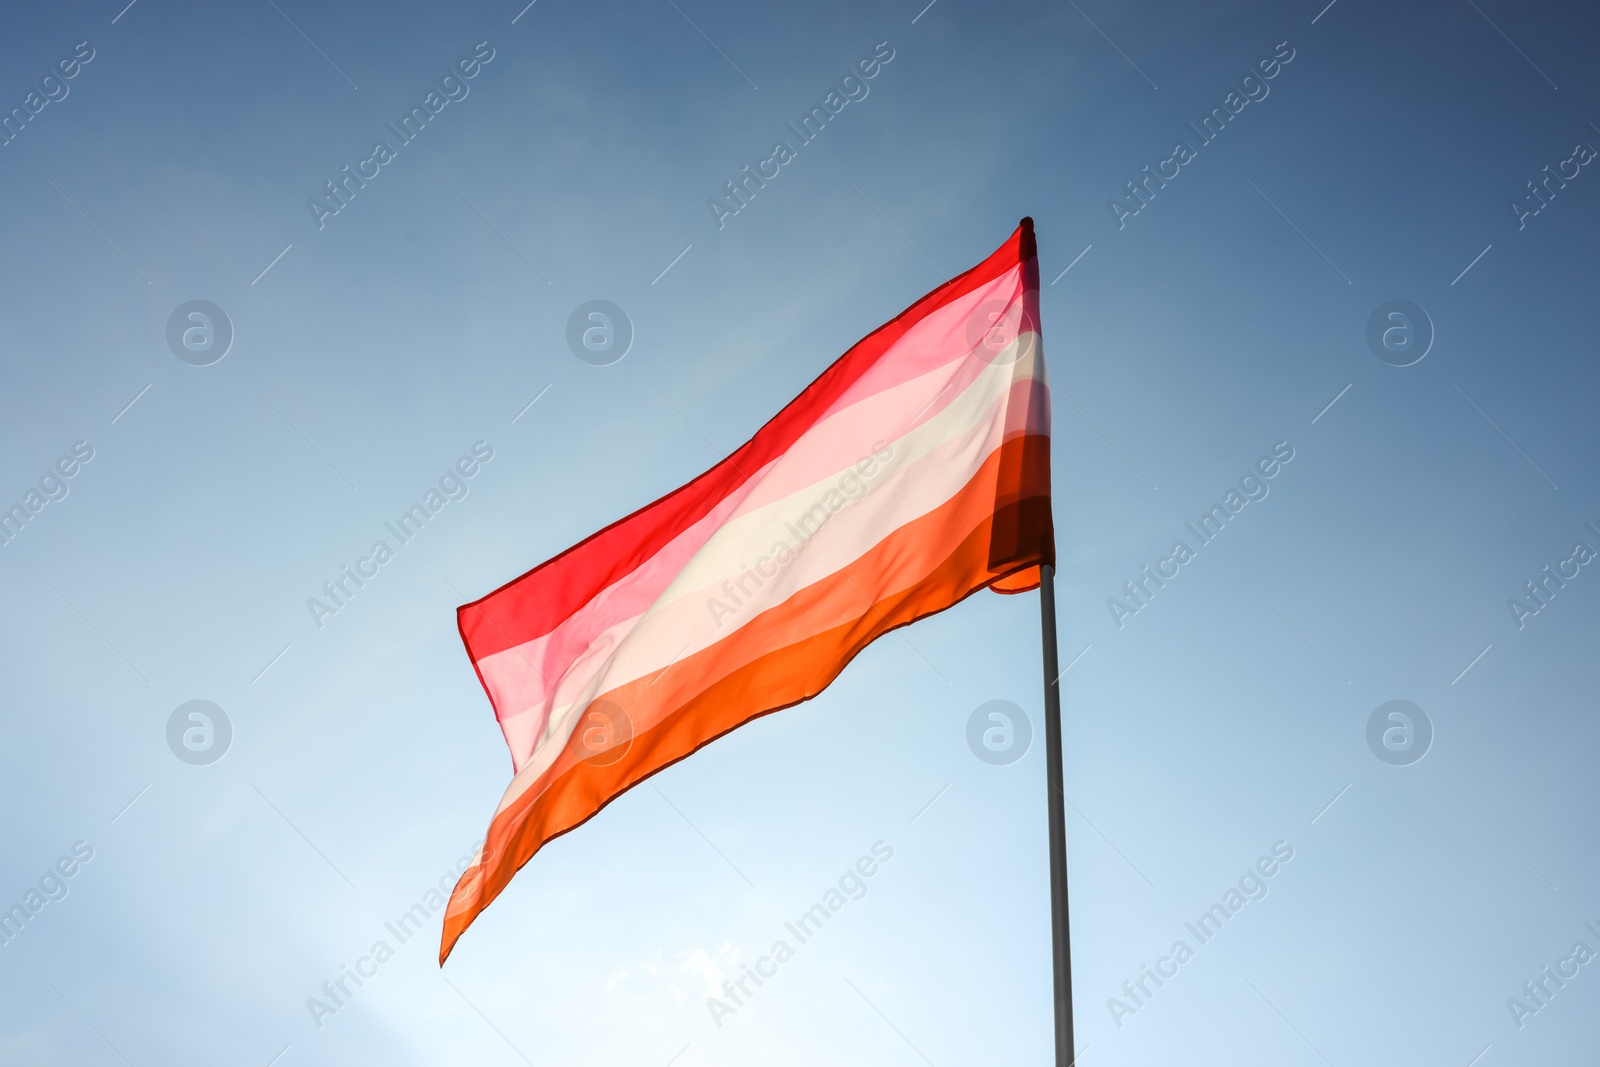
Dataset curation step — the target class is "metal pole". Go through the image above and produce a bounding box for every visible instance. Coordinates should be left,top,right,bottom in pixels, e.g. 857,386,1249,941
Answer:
1038,562,1076,1066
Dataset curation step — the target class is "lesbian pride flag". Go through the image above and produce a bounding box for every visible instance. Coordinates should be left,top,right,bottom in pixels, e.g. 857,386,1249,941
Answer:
441,219,1053,962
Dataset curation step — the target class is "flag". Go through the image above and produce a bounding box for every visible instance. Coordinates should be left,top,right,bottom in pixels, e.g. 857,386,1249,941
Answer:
441,219,1052,962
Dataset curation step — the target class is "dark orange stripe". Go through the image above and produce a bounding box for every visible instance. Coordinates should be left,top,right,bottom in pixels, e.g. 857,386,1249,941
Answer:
440,447,1050,961
484,433,1050,838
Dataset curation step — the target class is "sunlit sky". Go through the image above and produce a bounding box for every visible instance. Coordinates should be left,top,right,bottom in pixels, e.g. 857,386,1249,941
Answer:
2,0,1599,1064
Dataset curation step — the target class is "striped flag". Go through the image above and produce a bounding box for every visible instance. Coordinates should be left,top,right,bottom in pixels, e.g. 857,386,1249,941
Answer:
441,219,1053,962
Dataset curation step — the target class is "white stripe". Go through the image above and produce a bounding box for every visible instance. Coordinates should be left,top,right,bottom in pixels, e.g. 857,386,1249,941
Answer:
486,345,1043,796
654,345,1041,610
478,269,1040,777
482,338,1039,718
477,287,1037,726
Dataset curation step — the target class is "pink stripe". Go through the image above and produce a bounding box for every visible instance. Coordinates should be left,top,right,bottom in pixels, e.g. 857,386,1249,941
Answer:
483,372,1047,769
477,269,1036,769
481,351,1041,754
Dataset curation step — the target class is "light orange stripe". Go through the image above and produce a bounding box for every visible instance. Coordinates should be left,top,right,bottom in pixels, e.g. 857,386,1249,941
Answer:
490,429,1049,820
440,433,1050,961
484,370,1048,769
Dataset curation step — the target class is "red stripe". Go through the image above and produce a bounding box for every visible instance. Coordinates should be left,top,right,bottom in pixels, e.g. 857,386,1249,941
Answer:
441,471,1051,963
459,220,1038,659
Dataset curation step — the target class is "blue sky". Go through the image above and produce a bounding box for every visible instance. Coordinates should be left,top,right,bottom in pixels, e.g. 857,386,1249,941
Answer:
2,0,1599,1064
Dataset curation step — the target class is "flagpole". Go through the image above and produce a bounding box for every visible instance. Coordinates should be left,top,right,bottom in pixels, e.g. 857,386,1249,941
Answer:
1038,562,1076,1066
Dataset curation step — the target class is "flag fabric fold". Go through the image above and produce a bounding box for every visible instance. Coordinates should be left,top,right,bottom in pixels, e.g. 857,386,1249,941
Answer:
441,219,1053,963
